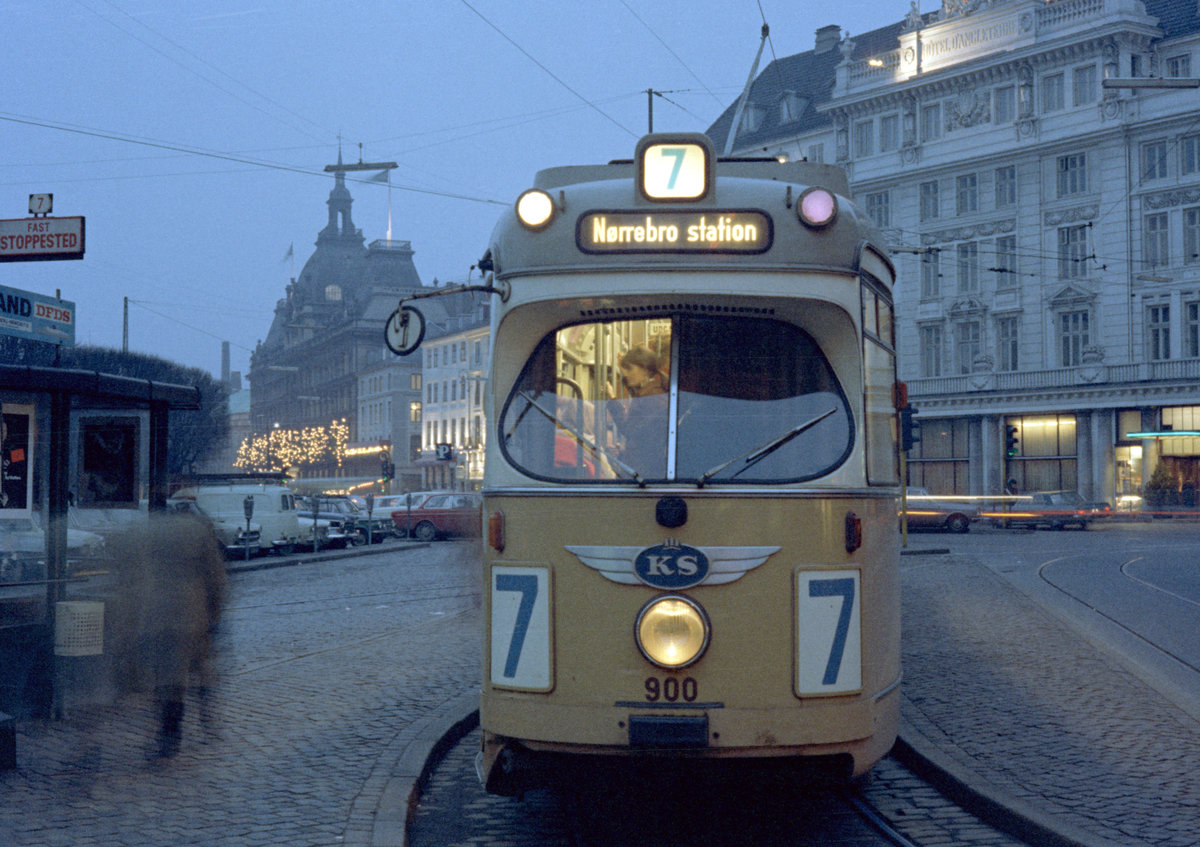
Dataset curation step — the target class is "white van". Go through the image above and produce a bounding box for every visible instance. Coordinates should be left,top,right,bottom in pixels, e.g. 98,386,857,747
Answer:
169,476,304,557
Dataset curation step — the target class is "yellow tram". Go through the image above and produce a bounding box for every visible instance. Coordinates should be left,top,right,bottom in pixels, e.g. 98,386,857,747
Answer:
393,132,901,795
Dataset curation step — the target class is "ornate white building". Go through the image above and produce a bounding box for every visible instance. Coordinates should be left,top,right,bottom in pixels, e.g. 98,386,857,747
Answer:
708,0,1200,507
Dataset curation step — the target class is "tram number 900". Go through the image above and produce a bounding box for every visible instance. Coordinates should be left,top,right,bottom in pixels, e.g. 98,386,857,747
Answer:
644,676,698,703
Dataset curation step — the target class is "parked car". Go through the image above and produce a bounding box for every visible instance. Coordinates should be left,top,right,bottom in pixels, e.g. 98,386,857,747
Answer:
903,487,979,534
1001,490,1095,530
169,476,305,558
391,492,482,542
297,495,392,545
0,513,106,583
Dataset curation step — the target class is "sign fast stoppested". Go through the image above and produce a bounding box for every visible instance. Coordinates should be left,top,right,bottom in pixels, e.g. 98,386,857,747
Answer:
0,216,85,262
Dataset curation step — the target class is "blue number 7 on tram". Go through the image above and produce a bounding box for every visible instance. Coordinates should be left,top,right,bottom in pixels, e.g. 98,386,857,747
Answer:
796,569,862,695
490,566,551,690
660,147,687,190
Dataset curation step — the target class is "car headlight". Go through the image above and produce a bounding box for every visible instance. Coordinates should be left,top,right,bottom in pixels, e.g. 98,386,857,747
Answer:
635,594,710,669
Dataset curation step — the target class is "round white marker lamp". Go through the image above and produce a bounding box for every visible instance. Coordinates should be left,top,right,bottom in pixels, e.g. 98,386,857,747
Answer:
797,187,838,228
516,189,555,230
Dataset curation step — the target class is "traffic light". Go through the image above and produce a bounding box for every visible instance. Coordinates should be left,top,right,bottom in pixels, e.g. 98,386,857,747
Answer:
379,449,393,480
1004,424,1020,458
900,405,920,452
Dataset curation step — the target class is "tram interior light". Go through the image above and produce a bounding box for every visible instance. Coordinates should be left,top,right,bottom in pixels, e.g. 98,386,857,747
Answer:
636,595,710,669
797,188,837,228
516,189,555,230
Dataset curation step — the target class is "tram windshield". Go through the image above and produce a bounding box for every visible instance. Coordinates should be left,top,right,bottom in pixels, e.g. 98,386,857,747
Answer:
500,314,853,484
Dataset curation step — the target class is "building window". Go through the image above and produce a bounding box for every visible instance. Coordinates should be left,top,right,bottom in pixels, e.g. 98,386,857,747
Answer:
1167,54,1192,78
994,85,1015,123
1006,414,1078,494
880,114,900,152
1072,65,1097,106
1183,135,1200,175
1186,302,1200,357
920,250,940,298
994,235,1017,287
919,181,940,221
410,401,421,422
1060,310,1090,367
865,191,890,227
1041,72,1065,112
921,103,941,141
955,173,978,214
1057,153,1087,197
410,373,422,390
957,242,980,292
906,417,971,493
325,284,343,302
1147,303,1171,361
956,321,982,374
1185,208,1200,264
997,316,1019,371
739,104,765,134
1144,212,1169,267
806,143,824,163
779,91,808,123
855,120,875,157
1142,140,1168,181
995,165,1016,208
920,325,943,377
1058,224,1089,278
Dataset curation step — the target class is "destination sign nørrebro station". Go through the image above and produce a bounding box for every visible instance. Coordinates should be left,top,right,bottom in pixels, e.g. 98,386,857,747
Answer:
578,210,771,254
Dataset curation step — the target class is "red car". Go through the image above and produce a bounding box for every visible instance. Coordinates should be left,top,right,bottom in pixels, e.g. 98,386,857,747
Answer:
391,492,482,541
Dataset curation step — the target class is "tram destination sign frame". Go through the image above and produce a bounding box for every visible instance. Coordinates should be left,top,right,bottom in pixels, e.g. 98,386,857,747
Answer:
577,209,772,255
0,215,86,262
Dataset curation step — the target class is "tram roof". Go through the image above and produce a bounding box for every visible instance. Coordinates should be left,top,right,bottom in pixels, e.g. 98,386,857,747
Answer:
488,155,889,282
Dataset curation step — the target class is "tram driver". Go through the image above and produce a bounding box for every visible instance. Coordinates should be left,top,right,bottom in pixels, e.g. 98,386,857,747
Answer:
606,344,669,477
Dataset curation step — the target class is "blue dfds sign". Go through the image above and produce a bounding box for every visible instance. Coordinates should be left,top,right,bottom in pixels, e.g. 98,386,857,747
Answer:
0,284,75,346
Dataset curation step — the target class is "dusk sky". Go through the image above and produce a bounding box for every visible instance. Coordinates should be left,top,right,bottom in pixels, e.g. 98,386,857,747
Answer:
3,0,906,380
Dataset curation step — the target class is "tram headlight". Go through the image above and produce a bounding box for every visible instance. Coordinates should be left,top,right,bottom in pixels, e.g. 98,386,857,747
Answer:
635,594,710,669
516,189,555,230
797,187,838,228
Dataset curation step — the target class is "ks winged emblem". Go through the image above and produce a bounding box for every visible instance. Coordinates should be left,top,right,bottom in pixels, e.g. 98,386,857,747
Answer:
565,540,781,589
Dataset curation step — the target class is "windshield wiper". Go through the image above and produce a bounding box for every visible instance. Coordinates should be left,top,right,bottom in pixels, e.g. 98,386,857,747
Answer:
697,407,838,487
513,391,645,485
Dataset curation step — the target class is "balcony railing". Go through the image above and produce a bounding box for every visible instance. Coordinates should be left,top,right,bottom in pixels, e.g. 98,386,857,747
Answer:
908,357,1200,399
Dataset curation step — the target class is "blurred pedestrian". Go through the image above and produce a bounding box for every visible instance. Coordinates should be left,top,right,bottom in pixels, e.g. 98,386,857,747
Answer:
110,509,226,758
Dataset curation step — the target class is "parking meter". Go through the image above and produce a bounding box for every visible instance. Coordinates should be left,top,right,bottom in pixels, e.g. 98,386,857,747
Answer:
242,495,255,561
311,498,320,553
365,493,375,545
404,491,413,539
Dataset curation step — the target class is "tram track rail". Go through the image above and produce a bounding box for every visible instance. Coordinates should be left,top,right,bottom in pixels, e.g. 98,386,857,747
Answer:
408,721,1027,847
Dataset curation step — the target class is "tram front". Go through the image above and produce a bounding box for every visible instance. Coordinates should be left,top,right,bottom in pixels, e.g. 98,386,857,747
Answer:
474,134,901,795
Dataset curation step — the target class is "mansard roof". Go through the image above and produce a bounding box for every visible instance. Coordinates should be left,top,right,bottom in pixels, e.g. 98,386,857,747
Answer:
706,0,1200,153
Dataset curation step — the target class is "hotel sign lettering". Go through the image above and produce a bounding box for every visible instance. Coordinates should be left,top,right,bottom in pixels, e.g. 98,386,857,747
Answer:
898,8,1034,78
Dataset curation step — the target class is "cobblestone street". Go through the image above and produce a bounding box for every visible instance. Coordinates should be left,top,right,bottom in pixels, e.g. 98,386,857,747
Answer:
2,543,482,847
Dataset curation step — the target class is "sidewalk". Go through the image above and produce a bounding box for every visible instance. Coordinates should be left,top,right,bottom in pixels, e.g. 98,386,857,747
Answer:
896,553,1200,847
